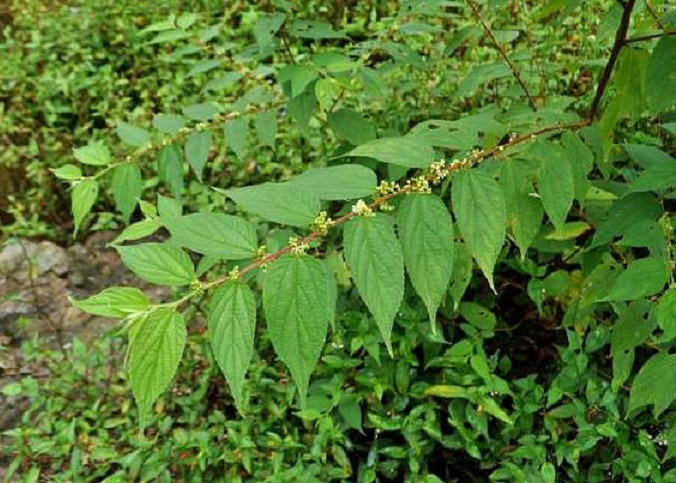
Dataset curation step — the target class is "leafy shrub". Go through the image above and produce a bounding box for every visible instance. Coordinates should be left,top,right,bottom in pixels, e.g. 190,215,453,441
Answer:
4,0,676,481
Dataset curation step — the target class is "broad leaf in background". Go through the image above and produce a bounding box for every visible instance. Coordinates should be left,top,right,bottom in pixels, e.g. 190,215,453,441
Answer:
602,257,668,302
327,108,376,146
562,132,594,206
224,183,320,227
592,193,662,247
534,141,574,230
116,243,195,286
343,136,435,168
289,165,377,200
610,300,656,390
128,309,186,425
499,161,543,259
73,143,111,166
448,241,473,310
224,117,248,160
658,289,676,342
254,111,277,148
152,114,185,135
398,194,454,328
164,213,258,259
647,37,676,113
116,121,151,147
72,287,149,318
452,169,506,291
71,179,99,236
111,164,143,223
208,281,256,412
343,214,404,353
263,255,330,405
628,352,676,417
185,131,212,181
157,145,184,198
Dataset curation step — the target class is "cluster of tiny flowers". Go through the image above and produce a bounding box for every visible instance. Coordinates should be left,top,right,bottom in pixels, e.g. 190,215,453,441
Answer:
228,265,240,279
376,180,399,196
313,211,334,235
288,236,309,255
352,199,374,217
404,175,431,194
379,202,395,212
428,160,449,184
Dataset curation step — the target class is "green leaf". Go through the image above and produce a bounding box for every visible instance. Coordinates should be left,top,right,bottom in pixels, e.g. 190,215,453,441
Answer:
254,111,277,148
208,281,256,412
602,257,668,302
185,131,212,181
224,183,320,227
224,118,248,160
408,119,478,151
315,79,342,111
164,213,258,259
658,289,676,341
545,221,591,241
631,163,676,193
535,142,574,230
51,164,82,180
625,143,675,169
112,219,162,244
448,241,473,310
562,132,594,206
187,59,221,77
157,195,183,219
647,37,676,113
460,302,496,331
116,122,151,147
452,170,506,291
288,165,377,200
327,108,376,146
279,65,318,98
288,20,345,39
343,136,435,168
263,255,330,404
157,145,184,198
253,13,285,49
628,352,676,417
71,179,99,236
73,143,111,166
287,87,316,135
592,193,662,247
183,102,219,121
72,287,149,318
116,243,195,286
152,114,185,135
343,214,404,353
398,194,454,327
128,309,186,425
111,164,143,223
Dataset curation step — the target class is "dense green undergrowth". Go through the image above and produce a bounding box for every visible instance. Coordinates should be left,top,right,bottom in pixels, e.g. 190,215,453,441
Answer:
3,0,676,481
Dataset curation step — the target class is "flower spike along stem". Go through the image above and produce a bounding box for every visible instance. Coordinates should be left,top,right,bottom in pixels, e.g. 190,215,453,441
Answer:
184,118,590,304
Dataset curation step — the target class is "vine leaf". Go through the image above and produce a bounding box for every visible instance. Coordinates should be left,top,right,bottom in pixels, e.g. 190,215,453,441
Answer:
116,243,195,286
157,145,184,198
128,309,186,426
601,257,669,302
185,130,212,181
342,136,435,168
628,352,676,417
327,108,376,146
398,194,454,329
263,255,330,405
208,281,256,412
72,179,99,236
72,287,149,318
289,165,377,200
73,143,111,166
452,170,506,291
223,183,320,227
534,141,574,230
343,214,404,353
164,213,258,259
116,121,151,147
111,164,143,223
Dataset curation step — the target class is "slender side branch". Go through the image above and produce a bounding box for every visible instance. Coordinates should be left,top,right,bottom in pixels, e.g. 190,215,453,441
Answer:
197,118,590,300
466,0,538,112
588,0,637,121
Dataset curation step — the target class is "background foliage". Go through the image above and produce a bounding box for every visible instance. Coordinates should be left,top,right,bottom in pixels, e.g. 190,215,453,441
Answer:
2,0,676,482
